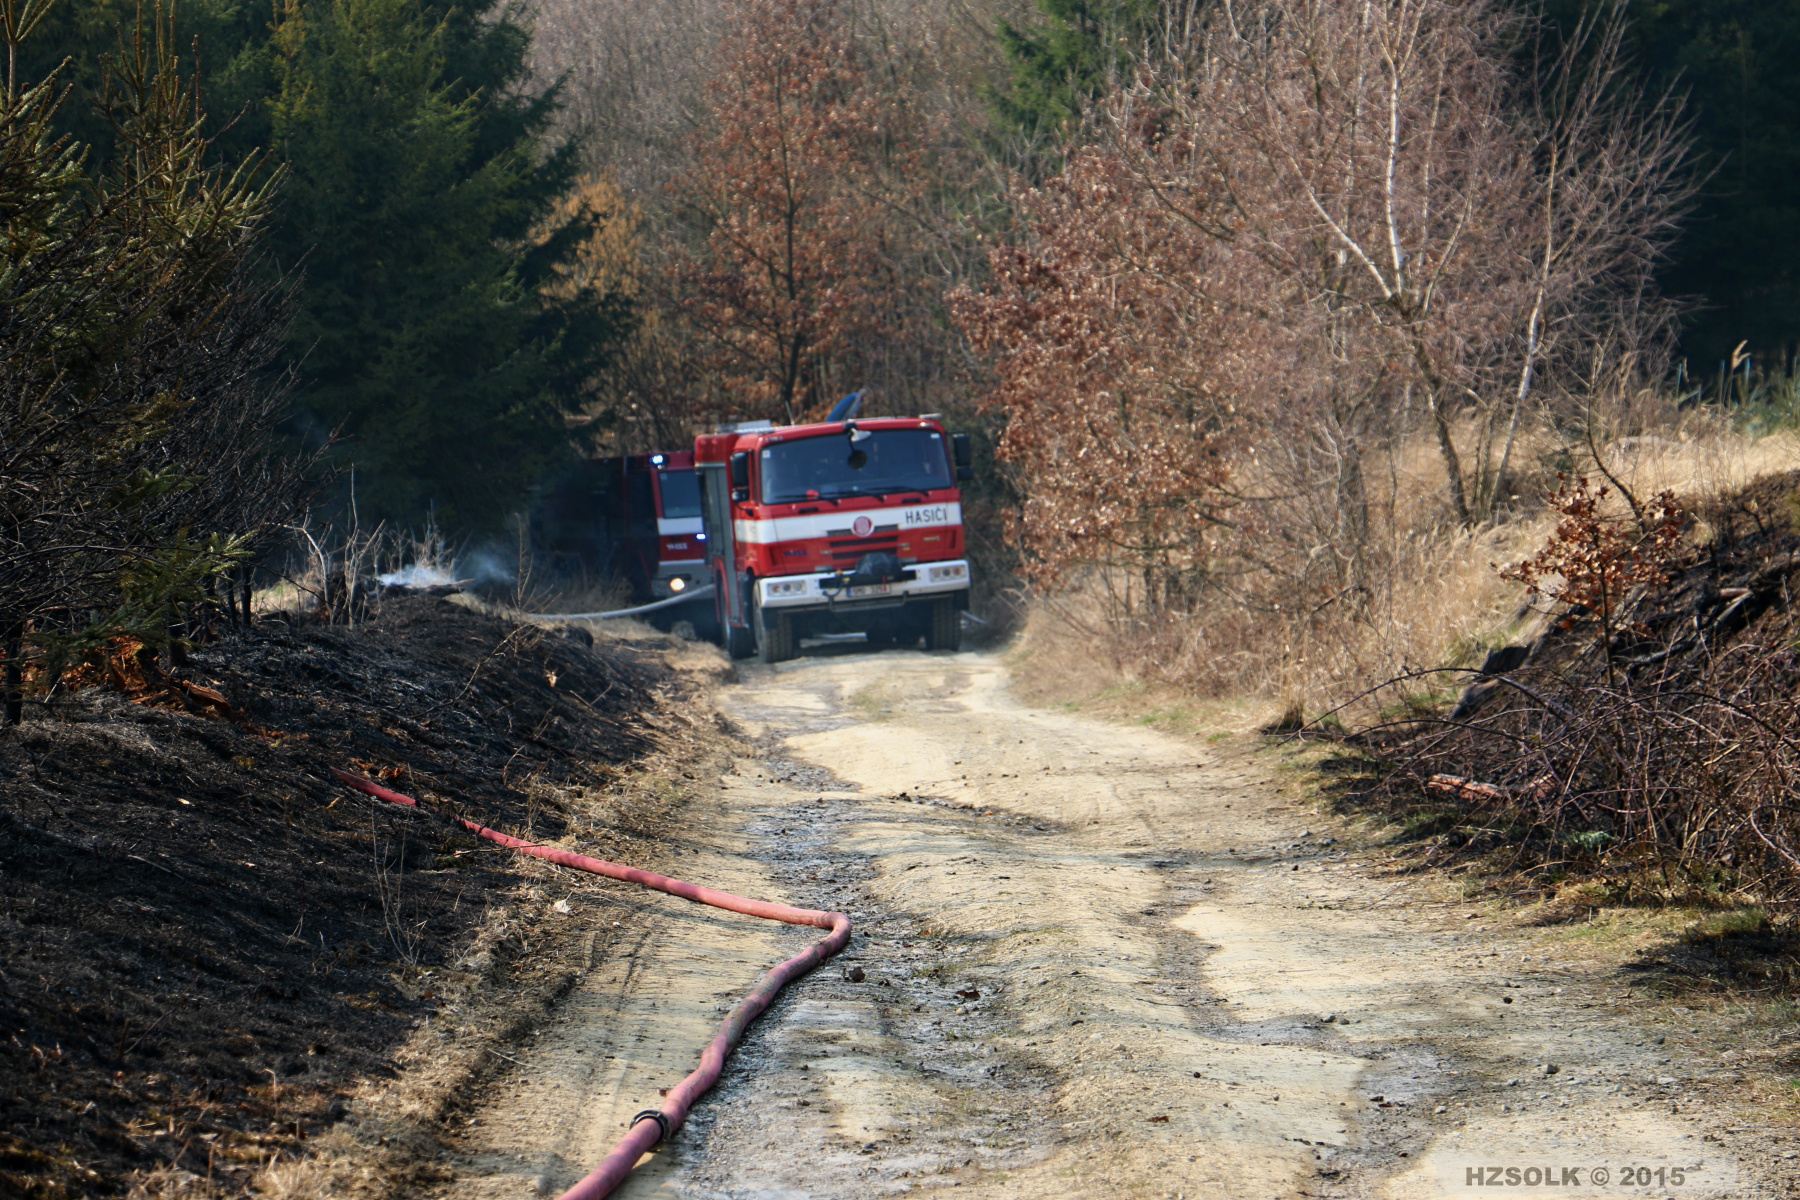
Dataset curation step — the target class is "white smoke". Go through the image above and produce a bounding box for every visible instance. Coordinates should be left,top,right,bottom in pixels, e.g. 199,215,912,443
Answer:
374,531,517,591
456,549,516,587
377,562,462,588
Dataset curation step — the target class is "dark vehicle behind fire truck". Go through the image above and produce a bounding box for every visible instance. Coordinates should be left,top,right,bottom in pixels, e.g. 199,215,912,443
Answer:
529,451,710,626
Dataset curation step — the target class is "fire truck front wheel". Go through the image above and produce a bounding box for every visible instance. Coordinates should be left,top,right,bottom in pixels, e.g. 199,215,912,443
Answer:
753,599,795,664
924,596,962,652
726,623,756,660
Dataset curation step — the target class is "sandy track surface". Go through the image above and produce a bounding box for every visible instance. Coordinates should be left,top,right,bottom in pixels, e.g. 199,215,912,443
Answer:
430,647,1783,1199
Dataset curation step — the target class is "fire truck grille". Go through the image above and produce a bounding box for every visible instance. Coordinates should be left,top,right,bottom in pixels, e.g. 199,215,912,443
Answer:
826,536,899,565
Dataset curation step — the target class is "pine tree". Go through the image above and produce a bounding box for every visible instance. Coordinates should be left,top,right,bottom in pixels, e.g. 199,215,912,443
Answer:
266,0,627,529
990,0,1159,154
1,13,305,717
20,0,631,532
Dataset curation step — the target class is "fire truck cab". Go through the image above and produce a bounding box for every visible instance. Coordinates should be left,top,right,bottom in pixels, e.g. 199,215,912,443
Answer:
629,450,705,601
695,416,973,663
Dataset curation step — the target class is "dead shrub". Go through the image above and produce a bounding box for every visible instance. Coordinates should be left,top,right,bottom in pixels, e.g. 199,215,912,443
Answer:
1347,471,1800,910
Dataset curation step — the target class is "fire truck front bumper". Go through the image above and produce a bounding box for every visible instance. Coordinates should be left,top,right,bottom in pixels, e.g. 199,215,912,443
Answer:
755,560,970,610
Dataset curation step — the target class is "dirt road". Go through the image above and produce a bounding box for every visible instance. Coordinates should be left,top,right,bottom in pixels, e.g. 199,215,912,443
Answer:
432,647,1786,1199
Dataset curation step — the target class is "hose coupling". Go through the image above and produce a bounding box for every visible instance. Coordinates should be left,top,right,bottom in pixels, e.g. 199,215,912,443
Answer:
630,1109,671,1145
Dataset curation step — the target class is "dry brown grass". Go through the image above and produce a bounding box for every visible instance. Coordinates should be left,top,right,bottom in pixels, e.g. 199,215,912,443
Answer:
1011,519,1541,723
1599,425,1800,506
1014,415,1800,722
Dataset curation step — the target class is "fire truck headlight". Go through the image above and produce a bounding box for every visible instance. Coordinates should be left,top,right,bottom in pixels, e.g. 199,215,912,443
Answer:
928,563,968,583
765,579,808,598
668,576,687,592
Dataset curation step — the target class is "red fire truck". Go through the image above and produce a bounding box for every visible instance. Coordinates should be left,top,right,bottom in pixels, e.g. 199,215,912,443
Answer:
630,450,706,602
694,414,973,662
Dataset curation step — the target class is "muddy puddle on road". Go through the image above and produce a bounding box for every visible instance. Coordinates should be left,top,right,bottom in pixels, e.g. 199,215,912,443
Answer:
434,648,1769,1200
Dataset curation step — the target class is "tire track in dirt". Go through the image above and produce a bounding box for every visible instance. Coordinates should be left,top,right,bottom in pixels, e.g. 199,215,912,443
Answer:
431,647,1778,1199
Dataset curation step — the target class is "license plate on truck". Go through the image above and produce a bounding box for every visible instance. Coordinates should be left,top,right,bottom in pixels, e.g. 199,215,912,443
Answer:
847,583,891,598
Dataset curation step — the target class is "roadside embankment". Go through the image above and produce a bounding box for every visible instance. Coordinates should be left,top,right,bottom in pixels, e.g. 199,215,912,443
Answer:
0,591,722,1199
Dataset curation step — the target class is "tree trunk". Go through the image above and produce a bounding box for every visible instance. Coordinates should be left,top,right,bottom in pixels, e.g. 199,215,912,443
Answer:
1427,389,1473,527
1335,435,1370,597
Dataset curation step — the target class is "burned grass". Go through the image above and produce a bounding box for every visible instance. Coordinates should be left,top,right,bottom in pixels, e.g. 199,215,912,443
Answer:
0,591,705,1198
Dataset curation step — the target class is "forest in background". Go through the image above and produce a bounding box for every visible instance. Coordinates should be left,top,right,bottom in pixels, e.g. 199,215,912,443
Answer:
4,0,1800,732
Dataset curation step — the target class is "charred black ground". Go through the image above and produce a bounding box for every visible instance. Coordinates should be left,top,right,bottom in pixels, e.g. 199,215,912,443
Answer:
0,592,687,1198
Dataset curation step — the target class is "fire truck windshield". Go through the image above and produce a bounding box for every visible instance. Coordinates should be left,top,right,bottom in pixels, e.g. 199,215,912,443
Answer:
657,468,701,518
758,429,951,503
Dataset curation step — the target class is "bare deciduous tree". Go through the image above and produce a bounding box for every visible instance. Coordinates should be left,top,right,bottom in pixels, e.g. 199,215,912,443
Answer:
951,142,1261,611
953,0,1693,692
664,0,936,424
1114,0,1691,527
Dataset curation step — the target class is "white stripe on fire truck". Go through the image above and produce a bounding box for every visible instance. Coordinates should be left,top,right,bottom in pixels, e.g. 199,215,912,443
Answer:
731,502,961,546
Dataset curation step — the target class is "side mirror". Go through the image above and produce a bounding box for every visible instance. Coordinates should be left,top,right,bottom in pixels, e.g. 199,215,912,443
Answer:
729,451,749,500
952,432,972,481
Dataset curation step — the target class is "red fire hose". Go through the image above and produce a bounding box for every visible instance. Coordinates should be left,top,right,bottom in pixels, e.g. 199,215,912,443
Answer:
330,768,852,1200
